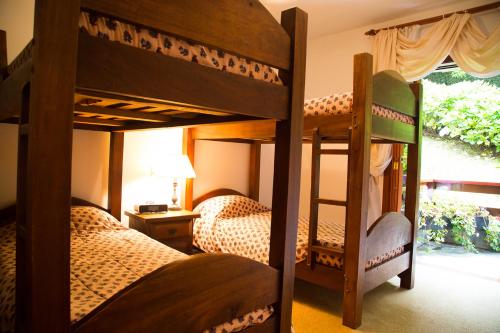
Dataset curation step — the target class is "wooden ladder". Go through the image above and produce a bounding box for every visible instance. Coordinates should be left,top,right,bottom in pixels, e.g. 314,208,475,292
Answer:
307,128,351,267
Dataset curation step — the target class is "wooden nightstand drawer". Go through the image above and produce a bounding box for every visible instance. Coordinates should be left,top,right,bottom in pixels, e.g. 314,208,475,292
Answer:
149,222,191,240
125,209,200,255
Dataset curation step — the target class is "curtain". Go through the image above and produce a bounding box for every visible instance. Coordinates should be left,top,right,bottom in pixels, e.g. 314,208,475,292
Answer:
367,144,392,228
373,13,500,81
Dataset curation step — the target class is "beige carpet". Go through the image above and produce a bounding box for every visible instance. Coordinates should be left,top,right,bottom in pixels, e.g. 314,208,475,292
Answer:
292,249,500,333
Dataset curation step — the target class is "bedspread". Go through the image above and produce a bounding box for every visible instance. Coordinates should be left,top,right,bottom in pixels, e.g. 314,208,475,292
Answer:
193,196,404,270
0,206,273,333
304,92,415,125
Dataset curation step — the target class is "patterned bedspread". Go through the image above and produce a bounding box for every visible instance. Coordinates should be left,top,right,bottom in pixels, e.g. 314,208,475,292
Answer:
304,92,415,125
0,206,273,333
193,196,404,270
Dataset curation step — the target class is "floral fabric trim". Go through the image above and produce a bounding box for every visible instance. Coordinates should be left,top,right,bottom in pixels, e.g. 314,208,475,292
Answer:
79,11,282,85
304,92,416,125
0,206,272,333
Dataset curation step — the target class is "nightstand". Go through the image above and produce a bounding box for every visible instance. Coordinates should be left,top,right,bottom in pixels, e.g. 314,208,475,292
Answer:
125,210,201,254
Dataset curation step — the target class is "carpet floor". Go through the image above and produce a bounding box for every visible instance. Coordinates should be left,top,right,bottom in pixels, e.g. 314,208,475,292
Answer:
292,248,500,333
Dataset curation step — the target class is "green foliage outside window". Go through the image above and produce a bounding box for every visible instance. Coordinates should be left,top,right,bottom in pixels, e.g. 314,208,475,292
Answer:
419,194,494,252
422,79,500,155
484,217,500,252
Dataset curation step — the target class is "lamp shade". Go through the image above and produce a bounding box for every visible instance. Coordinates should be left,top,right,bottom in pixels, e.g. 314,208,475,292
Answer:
153,155,196,179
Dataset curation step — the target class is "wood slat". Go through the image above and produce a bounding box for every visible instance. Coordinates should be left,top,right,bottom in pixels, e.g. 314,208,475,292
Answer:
315,198,347,207
295,261,344,292
310,245,344,257
114,115,254,132
320,149,349,155
192,119,277,140
373,70,416,117
80,0,291,70
76,33,289,121
75,92,230,117
364,252,410,293
372,115,416,143
74,104,171,123
74,116,125,127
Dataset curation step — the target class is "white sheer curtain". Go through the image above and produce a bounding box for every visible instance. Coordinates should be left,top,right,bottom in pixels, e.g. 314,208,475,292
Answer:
367,144,392,228
373,13,500,81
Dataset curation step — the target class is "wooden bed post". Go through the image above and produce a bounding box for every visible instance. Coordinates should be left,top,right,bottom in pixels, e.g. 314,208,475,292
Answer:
183,128,195,210
15,1,80,332
382,144,404,213
342,53,373,329
108,132,124,219
0,30,6,81
399,82,422,289
269,7,307,333
249,142,261,201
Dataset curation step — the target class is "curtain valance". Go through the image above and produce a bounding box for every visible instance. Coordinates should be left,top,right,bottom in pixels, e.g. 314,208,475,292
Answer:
373,13,500,81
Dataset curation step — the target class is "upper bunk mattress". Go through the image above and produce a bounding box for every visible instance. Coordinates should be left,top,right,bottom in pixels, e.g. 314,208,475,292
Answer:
193,195,404,270
304,92,415,125
0,206,272,333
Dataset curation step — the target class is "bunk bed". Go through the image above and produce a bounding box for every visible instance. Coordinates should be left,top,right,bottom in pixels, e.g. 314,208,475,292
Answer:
0,1,307,332
186,53,422,329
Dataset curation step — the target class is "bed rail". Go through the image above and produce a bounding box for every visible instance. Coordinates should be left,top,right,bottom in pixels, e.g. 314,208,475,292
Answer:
80,0,291,70
72,254,280,333
76,32,289,121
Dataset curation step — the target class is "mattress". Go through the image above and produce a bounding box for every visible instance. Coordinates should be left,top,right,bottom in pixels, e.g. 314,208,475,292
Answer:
193,195,404,270
304,92,416,125
0,206,272,333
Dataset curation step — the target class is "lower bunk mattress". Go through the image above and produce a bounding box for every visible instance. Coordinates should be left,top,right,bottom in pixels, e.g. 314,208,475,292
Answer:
193,195,404,269
0,206,272,333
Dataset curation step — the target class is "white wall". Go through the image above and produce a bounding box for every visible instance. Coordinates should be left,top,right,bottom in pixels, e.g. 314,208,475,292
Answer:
193,141,251,199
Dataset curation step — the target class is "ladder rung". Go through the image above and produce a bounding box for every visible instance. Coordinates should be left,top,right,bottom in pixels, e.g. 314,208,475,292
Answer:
315,198,347,206
311,245,344,256
320,149,349,155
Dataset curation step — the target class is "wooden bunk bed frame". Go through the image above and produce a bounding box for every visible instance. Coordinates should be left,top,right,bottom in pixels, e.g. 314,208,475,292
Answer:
187,53,422,329
0,1,307,332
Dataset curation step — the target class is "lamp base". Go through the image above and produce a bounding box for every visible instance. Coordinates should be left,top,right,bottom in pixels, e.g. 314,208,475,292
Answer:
168,205,182,211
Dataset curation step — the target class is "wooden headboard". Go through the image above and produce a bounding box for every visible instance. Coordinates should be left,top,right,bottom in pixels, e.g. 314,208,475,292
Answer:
0,197,109,224
192,188,247,208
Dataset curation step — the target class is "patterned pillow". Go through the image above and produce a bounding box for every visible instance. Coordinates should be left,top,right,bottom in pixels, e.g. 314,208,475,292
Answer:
70,206,125,232
194,195,270,221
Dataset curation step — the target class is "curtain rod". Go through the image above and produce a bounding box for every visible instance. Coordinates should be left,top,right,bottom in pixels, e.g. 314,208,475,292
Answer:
365,1,500,36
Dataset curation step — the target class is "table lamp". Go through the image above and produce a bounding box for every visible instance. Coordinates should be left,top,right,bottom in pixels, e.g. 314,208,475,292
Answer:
157,155,196,211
